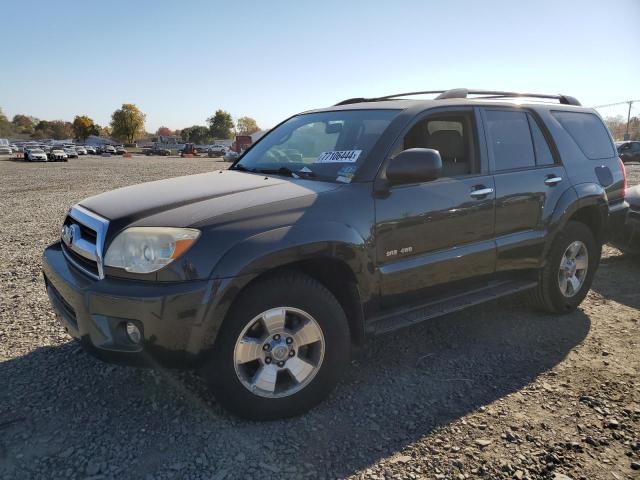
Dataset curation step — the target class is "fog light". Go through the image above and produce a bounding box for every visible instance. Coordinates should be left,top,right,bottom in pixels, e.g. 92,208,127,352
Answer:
125,322,142,344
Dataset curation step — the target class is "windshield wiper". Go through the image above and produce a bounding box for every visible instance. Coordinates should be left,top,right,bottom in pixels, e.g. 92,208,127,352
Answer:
252,167,317,179
232,164,253,172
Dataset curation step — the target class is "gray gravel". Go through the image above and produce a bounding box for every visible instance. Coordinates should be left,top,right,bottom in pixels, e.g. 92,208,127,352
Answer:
0,155,638,480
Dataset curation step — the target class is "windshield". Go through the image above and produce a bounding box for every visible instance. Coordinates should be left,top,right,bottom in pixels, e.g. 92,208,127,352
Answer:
233,109,398,182
31,149,44,153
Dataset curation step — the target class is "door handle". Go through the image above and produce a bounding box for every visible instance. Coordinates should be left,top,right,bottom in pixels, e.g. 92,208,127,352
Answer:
469,187,494,198
545,176,562,186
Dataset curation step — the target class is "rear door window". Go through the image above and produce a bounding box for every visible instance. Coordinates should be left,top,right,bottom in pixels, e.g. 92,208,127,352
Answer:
527,114,555,166
551,111,615,159
484,110,536,171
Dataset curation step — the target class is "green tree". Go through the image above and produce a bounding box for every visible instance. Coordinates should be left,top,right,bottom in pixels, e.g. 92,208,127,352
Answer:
12,114,36,134
181,125,211,144
207,109,234,139
72,115,100,142
110,104,146,144
34,120,73,140
0,108,12,137
236,116,260,135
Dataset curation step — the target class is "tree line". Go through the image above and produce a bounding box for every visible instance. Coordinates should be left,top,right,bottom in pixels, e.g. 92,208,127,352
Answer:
603,115,640,141
0,105,261,144
172,111,260,144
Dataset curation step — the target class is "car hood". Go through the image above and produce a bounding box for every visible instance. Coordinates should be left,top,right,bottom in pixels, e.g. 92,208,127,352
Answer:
79,169,340,230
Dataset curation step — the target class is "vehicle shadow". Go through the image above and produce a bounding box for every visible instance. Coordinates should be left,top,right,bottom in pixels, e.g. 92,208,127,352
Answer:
0,301,590,479
592,249,640,309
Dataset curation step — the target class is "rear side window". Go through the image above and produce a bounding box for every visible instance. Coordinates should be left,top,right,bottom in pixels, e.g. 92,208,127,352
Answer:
484,110,536,171
551,111,615,159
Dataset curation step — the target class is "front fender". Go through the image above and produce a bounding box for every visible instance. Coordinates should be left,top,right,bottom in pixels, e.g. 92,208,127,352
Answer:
184,222,374,359
212,221,372,280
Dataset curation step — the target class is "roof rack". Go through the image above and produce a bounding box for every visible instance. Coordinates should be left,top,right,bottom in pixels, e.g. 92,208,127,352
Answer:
334,88,581,106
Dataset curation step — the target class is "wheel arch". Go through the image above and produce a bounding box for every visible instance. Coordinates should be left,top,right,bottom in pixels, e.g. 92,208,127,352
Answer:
545,183,608,257
188,224,375,360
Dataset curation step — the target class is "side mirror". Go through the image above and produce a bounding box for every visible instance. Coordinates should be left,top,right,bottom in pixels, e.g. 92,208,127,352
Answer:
386,148,442,185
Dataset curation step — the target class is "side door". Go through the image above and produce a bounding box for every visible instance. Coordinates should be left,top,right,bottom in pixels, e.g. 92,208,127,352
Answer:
480,108,567,271
375,108,496,308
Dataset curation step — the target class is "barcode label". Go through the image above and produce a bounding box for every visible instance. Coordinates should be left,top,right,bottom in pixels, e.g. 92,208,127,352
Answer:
315,150,362,163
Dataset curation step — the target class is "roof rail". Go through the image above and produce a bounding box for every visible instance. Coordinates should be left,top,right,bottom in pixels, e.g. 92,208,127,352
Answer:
334,88,581,106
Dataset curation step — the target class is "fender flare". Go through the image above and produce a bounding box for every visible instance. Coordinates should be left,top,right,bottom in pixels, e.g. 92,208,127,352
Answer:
186,222,374,359
544,183,608,258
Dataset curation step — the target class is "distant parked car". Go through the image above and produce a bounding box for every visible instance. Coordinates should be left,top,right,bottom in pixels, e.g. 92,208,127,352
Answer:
144,146,171,156
223,150,239,162
48,149,68,162
85,146,96,154
115,145,127,155
75,146,87,155
102,145,116,155
64,147,78,158
0,145,12,155
25,148,48,162
207,145,227,157
616,141,640,164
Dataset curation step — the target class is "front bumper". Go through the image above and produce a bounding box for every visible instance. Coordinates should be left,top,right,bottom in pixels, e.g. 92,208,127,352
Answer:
43,241,218,367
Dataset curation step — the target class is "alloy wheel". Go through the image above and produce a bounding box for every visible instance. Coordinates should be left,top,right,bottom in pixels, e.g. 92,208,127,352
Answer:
233,307,325,398
558,240,589,298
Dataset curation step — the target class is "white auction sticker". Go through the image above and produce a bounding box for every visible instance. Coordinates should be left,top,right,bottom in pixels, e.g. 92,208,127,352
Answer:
315,150,362,164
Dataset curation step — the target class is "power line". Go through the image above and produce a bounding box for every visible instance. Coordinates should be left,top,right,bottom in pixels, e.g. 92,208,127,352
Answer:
593,100,639,140
593,100,640,109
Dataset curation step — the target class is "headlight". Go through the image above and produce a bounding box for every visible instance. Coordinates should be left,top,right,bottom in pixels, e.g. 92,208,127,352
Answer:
104,227,200,274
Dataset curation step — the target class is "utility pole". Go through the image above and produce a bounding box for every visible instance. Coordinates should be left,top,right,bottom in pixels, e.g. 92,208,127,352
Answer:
626,101,633,141
593,99,639,141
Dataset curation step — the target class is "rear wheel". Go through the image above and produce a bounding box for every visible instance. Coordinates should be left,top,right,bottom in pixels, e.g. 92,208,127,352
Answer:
530,221,599,313
202,273,350,420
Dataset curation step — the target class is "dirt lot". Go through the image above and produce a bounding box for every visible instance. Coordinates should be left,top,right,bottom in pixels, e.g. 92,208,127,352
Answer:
0,156,638,480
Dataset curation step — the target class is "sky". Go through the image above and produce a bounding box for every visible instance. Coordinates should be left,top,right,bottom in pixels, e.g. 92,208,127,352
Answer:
1,0,639,133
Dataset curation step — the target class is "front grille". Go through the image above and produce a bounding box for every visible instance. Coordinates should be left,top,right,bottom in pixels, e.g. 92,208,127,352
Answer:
62,242,100,277
61,205,109,279
63,216,97,244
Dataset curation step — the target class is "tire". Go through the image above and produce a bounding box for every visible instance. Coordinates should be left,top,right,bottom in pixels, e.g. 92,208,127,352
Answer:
529,221,600,313
202,272,350,420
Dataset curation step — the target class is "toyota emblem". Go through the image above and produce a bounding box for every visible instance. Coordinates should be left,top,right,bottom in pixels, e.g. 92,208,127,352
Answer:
61,224,80,246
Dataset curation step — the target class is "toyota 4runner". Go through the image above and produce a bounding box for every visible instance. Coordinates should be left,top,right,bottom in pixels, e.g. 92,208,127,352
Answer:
43,89,628,419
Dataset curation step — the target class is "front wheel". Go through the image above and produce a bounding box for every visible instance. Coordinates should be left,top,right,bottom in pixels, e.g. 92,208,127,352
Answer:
202,273,350,420
530,221,599,313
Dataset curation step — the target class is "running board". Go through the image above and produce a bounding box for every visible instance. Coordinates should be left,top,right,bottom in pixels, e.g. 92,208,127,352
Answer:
367,280,537,335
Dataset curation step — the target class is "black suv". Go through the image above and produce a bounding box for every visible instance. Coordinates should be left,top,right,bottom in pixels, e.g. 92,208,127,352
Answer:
43,89,627,419
617,140,640,163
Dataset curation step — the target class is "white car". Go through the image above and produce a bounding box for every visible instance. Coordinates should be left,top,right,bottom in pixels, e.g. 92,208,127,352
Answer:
84,146,96,154
64,147,78,158
103,145,116,154
48,149,68,162
0,145,12,155
25,148,48,162
75,146,87,155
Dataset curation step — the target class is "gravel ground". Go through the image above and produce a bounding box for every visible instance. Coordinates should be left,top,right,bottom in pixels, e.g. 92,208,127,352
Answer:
0,155,638,480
